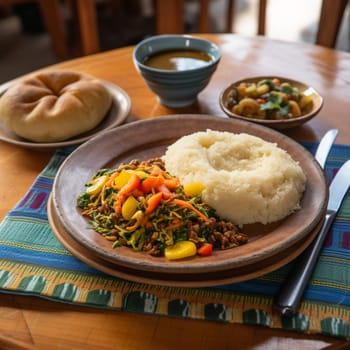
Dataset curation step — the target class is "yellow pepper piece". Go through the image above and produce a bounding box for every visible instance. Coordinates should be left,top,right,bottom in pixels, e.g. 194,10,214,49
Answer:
164,241,197,260
113,170,132,190
126,210,144,231
184,182,205,197
126,169,149,180
122,195,139,220
86,175,108,195
114,170,149,190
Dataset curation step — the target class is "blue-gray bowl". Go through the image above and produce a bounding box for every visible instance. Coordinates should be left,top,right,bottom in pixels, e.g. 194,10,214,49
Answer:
133,35,221,108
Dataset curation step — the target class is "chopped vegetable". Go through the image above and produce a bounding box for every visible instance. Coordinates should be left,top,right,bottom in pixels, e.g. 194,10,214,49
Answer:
184,182,205,197
113,170,132,189
156,183,173,199
141,176,164,193
105,171,119,188
114,173,141,214
118,173,141,196
126,210,144,231
163,177,180,189
86,175,108,195
164,241,197,260
121,195,139,220
77,158,248,259
197,243,213,257
171,198,208,221
144,192,163,215
226,78,314,120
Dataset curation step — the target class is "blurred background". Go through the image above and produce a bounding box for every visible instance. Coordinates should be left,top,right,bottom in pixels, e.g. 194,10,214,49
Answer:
0,0,349,84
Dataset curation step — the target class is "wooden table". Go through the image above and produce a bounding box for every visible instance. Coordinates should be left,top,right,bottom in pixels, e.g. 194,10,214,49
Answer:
1,34,350,350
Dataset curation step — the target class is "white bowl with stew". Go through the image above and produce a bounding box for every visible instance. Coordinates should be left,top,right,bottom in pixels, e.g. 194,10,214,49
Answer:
133,35,221,108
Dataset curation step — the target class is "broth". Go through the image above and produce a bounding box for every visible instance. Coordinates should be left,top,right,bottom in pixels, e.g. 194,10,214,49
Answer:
144,49,213,71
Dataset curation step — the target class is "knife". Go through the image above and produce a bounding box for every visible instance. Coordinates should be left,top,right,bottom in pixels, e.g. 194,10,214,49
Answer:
314,129,339,168
273,159,350,317
272,129,338,315
273,129,338,314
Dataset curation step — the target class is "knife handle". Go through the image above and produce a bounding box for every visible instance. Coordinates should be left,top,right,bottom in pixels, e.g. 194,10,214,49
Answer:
273,211,336,317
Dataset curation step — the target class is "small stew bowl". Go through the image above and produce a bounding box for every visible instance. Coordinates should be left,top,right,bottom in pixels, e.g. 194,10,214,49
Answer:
133,35,221,108
219,76,323,130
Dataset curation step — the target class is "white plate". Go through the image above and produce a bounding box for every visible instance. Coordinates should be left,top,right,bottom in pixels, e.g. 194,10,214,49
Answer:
0,80,131,149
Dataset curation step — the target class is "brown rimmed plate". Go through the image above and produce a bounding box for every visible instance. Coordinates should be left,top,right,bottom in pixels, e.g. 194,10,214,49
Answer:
48,194,324,287
0,81,131,149
51,115,328,279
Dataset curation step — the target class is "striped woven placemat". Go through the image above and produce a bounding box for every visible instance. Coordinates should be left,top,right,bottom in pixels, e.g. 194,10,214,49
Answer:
0,143,349,339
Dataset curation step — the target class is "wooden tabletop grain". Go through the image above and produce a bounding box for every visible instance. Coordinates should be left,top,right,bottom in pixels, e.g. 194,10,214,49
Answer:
0,34,350,350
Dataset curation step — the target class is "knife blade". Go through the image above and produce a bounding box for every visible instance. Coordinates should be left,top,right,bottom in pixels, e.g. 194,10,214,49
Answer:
314,129,339,169
273,159,350,317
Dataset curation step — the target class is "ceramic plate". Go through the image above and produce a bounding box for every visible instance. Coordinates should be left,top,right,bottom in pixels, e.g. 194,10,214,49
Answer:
51,115,328,277
48,194,324,287
0,81,131,149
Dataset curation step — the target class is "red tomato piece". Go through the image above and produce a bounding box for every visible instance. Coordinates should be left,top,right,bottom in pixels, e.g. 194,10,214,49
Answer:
197,243,213,257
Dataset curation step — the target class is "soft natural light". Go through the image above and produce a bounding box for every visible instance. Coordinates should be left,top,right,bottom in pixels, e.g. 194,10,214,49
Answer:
209,0,349,50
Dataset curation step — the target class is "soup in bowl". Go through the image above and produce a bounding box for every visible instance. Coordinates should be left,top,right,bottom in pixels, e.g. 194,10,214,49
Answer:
133,35,221,108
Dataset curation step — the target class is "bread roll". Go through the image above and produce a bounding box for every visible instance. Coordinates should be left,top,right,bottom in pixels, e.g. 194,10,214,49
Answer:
0,70,113,142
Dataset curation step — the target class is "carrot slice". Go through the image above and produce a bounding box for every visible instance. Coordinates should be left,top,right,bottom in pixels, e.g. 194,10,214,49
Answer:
105,171,119,188
156,183,174,199
171,199,207,220
141,176,164,193
163,177,180,189
145,192,163,215
114,174,141,213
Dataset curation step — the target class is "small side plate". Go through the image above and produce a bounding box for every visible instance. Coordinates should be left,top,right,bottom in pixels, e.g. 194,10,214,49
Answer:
0,80,131,149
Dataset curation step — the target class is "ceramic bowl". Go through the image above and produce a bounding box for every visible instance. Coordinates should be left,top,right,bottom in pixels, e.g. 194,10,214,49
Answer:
219,76,323,129
133,35,221,108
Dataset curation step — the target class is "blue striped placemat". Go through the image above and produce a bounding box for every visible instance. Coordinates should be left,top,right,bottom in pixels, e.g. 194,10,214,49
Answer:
0,142,349,339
